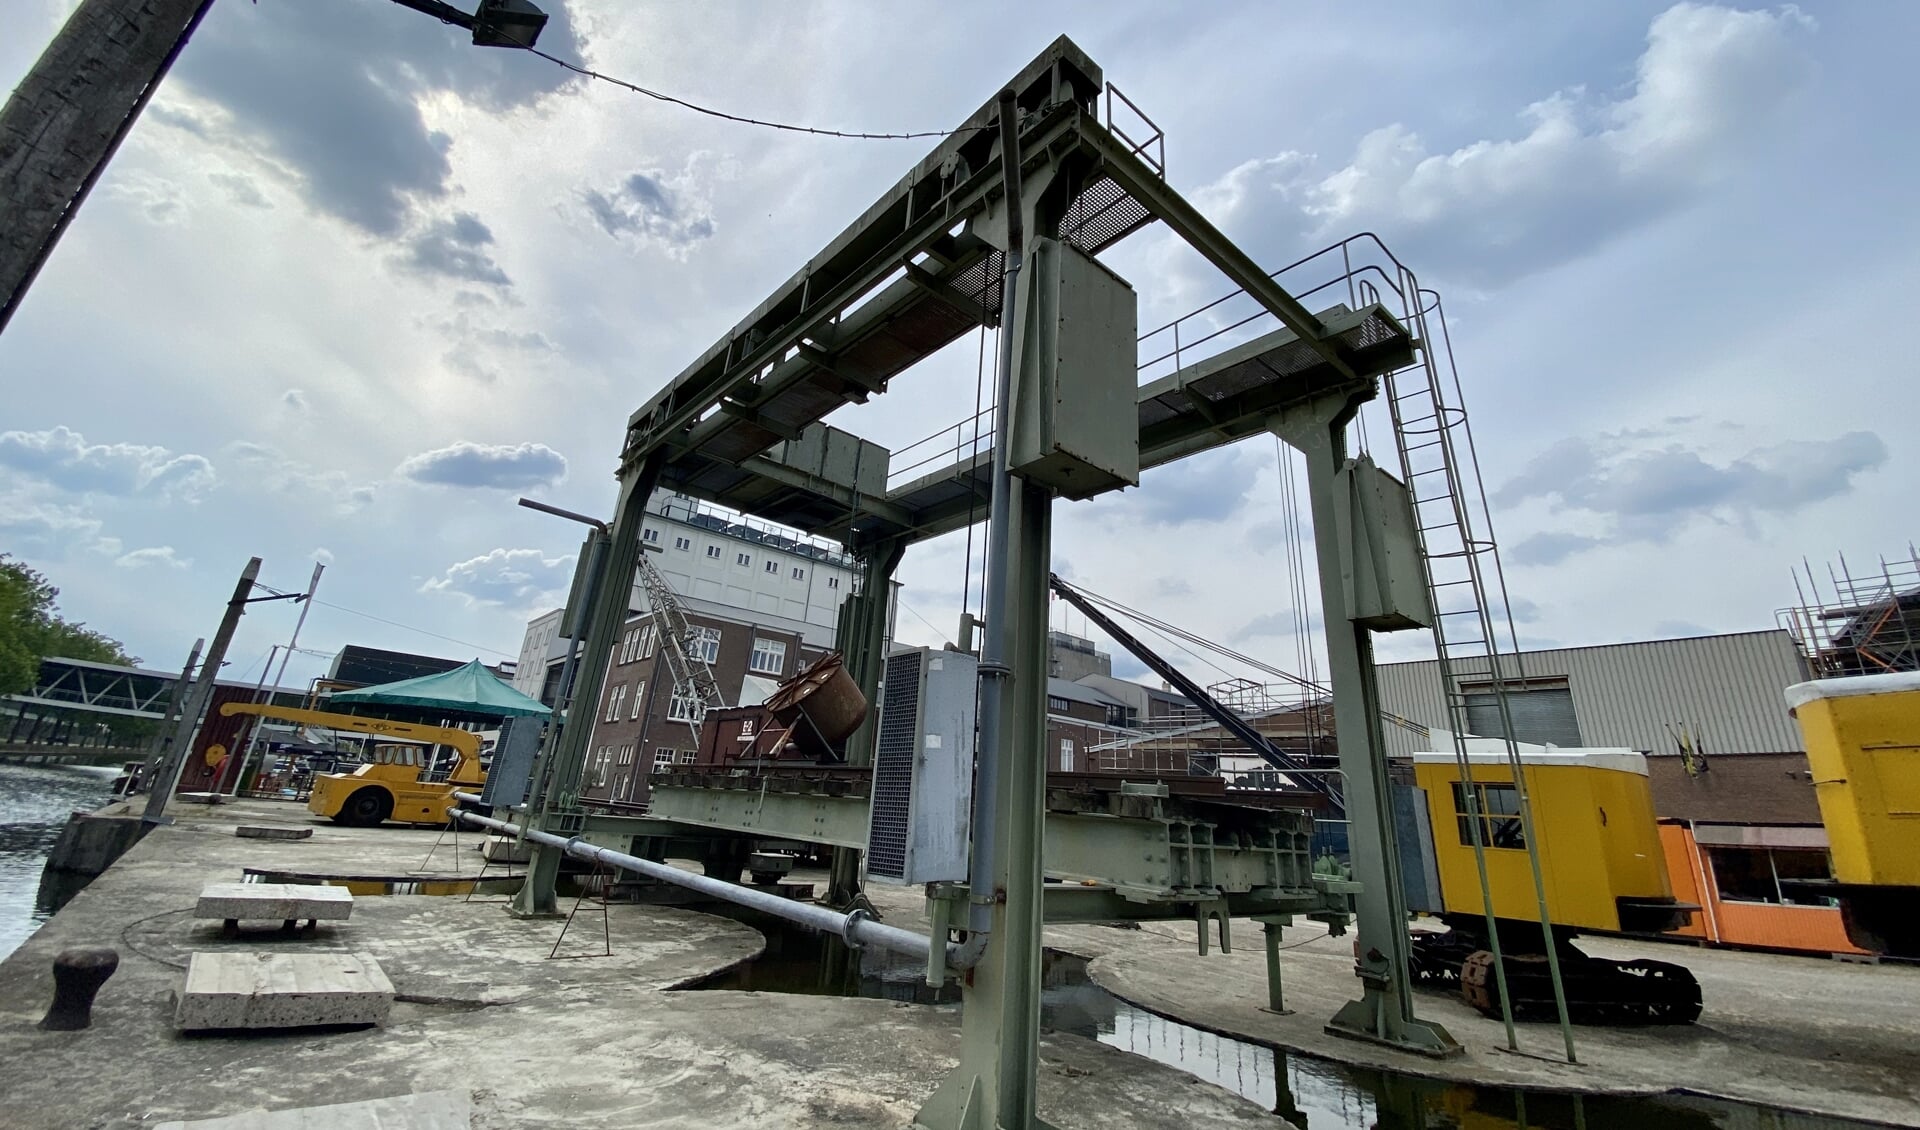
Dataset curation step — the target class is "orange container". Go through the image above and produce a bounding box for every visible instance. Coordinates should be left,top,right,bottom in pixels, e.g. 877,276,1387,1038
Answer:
1660,820,1870,955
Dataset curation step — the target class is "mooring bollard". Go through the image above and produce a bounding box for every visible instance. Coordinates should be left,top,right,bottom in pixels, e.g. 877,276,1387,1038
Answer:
38,947,119,1031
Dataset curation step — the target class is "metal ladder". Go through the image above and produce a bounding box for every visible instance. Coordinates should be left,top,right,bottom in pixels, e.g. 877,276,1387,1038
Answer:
634,549,726,742
1375,281,1579,1062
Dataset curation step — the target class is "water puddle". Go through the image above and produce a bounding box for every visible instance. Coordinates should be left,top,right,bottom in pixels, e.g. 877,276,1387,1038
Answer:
680,909,1891,1130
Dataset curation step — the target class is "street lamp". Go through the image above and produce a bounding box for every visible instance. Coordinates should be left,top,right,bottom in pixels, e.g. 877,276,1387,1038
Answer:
387,0,550,49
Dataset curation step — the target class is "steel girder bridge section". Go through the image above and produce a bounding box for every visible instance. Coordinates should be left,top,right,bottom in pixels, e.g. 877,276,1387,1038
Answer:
512,34,1455,1130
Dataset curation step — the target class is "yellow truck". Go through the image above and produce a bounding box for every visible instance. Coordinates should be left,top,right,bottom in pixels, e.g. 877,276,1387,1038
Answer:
219,702,485,827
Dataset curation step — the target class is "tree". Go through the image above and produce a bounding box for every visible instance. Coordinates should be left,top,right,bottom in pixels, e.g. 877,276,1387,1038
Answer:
0,554,138,696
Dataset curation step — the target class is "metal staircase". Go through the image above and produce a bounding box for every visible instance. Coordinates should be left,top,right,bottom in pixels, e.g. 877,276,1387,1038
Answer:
634,549,726,742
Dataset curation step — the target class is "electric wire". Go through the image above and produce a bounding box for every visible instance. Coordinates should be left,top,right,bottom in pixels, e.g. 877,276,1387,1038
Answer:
271,592,516,659
524,48,982,141
897,598,953,647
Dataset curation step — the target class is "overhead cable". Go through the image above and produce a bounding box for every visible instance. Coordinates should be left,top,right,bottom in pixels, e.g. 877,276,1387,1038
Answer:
524,48,980,141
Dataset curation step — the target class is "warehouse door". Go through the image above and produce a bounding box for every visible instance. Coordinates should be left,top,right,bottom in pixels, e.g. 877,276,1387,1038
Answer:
1461,681,1582,748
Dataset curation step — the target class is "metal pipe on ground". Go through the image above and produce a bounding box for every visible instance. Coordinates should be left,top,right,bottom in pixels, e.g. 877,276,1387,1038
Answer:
446,798,948,966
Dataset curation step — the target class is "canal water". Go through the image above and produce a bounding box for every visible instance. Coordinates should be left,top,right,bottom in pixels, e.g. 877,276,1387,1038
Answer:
0,760,118,961
683,906,1883,1130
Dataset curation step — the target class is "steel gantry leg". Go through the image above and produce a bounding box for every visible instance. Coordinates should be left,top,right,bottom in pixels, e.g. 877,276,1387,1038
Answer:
513,453,663,916
1270,390,1460,1058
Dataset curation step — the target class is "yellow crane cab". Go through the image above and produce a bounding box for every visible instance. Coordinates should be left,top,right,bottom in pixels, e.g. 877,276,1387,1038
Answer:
1400,742,1701,1024
218,703,485,827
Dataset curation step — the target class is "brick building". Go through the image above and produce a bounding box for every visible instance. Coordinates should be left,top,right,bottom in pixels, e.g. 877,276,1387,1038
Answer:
577,606,832,805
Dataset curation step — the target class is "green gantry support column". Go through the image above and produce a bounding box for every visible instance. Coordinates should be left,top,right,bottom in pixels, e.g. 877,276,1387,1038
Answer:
1270,390,1459,1058
513,453,662,916
827,535,907,906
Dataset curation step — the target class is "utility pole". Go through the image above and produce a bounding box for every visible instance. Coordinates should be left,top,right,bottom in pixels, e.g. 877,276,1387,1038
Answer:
223,560,324,793
0,0,214,334
136,636,202,791
142,557,260,826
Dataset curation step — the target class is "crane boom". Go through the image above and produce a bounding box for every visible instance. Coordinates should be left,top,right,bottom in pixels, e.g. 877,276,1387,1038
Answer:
1047,573,1343,814
636,545,726,742
218,702,484,785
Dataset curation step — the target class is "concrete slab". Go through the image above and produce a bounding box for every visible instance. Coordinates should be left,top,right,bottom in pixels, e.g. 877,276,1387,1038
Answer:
858,882,1920,1127
173,951,394,1031
0,797,1281,1129
480,836,528,863
153,1090,470,1129
195,882,353,924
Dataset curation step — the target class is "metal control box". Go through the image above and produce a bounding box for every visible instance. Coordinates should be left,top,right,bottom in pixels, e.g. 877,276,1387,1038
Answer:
480,716,544,808
1007,239,1140,500
866,647,977,885
768,423,889,499
1335,455,1435,632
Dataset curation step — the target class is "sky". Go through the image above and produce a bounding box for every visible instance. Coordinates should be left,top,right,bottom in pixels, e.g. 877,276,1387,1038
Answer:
2,1,1914,694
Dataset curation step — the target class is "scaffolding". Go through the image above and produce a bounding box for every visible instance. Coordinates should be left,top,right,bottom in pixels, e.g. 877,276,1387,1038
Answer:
1783,548,1920,678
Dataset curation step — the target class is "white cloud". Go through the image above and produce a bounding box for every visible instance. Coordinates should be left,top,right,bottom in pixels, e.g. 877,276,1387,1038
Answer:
0,425,215,500
395,441,568,490
1193,3,1817,286
226,442,376,514
312,547,335,565
282,389,308,411
0,498,122,559
1498,428,1886,563
116,546,191,570
421,547,575,610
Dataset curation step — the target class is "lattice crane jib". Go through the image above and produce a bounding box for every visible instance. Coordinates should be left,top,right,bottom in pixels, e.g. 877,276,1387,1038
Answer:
635,548,725,743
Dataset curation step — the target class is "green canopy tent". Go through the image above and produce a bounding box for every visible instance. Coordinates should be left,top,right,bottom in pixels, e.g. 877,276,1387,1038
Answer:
328,659,551,719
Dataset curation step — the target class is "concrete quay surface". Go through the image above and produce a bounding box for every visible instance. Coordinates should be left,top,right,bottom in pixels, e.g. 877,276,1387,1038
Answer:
860,884,1920,1127
0,799,1278,1130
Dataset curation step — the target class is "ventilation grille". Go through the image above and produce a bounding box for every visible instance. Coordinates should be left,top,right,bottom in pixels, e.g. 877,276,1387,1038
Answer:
868,650,924,879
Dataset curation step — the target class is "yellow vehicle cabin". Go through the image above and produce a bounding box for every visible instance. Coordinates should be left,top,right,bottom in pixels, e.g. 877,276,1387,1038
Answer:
218,703,485,827
1409,746,1684,935
1785,671,1920,956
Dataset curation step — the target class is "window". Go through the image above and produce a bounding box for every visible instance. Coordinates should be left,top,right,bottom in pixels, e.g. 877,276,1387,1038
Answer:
685,625,721,665
654,748,676,770
1047,695,1071,712
827,576,840,590
750,637,787,676
638,623,657,659
668,685,707,723
736,552,751,567
706,545,722,559
791,567,804,580
678,750,697,764
605,684,627,723
674,536,691,551
630,681,645,720
764,559,779,574
1060,739,1075,773
1452,782,1526,849
1462,682,1581,748
642,527,659,544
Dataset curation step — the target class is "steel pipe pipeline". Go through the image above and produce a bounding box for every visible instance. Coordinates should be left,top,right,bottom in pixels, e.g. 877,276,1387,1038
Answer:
447,799,950,967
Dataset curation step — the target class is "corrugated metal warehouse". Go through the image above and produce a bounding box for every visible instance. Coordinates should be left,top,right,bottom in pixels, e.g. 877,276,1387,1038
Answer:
1375,629,1810,758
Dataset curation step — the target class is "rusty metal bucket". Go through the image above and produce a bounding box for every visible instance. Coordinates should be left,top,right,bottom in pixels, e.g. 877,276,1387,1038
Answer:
766,652,868,742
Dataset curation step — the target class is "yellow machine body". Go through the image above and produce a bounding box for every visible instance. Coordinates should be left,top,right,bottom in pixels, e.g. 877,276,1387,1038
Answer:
1410,749,1673,934
218,703,485,827
1787,673,1920,888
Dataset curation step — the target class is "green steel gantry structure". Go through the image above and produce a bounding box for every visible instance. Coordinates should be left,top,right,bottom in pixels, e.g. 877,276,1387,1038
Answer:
505,37,1467,1129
